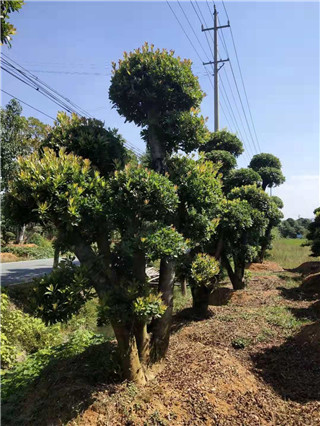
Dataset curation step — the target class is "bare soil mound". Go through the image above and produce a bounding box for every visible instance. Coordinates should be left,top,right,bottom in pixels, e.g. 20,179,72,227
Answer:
249,261,283,272
301,272,320,296
290,261,320,276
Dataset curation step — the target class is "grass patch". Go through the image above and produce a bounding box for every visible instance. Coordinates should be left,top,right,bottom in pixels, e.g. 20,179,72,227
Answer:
173,285,192,313
264,306,308,330
268,238,312,269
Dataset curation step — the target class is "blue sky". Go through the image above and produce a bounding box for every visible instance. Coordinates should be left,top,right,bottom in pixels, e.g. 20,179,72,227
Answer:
1,0,319,218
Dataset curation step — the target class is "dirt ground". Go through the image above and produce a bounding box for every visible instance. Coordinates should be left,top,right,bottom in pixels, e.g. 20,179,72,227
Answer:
3,262,320,425
69,263,319,426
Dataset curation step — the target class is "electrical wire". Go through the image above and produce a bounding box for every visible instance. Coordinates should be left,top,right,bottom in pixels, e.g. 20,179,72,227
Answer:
1,89,56,120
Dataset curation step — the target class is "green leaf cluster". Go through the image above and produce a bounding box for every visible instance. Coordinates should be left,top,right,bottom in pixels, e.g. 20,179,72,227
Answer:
33,257,95,325
189,253,220,288
109,42,204,126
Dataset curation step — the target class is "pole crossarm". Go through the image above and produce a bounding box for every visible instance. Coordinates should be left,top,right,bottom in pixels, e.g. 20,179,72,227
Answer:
200,5,230,131
201,22,230,32
203,58,229,66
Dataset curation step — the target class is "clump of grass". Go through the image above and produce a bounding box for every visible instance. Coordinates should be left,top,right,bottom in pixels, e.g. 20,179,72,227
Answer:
264,306,308,330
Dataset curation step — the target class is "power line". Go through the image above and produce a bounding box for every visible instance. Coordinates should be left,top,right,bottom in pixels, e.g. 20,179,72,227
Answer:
221,1,262,152
1,89,56,120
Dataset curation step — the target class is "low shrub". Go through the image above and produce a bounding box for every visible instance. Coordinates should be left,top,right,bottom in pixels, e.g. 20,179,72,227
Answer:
1,329,108,402
1,244,54,259
0,293,63,369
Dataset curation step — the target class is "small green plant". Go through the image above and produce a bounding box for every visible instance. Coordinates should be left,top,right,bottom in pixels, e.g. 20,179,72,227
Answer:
0,293,63,369
231,336,251,349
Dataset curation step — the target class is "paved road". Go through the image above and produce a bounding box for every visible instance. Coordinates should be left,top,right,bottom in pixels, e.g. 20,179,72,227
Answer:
1,258,55,286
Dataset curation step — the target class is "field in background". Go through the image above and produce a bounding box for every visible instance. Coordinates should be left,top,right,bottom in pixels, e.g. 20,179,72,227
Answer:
268,238,312,269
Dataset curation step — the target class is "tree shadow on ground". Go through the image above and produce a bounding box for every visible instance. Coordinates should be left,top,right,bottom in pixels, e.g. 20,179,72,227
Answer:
252,321,320,403
1,340,121,426
171,307,214,334
276,285,316,302
289,301,320,322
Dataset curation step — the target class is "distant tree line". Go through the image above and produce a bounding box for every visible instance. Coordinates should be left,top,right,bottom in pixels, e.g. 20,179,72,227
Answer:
278,217,312,239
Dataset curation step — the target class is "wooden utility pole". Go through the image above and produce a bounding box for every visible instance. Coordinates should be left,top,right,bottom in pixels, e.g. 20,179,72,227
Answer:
202,5,230,131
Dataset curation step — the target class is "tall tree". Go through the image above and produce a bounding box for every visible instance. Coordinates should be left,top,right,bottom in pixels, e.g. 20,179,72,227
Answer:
305,207,320,257
109,43,207,361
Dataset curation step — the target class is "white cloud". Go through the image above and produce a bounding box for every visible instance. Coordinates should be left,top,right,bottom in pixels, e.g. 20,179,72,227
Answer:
273,175,319,219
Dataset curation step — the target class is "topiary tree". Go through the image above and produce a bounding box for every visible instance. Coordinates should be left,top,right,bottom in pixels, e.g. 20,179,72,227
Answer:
200,130,244,157
249,153,285,191
109,43,208,361
224,168,262,193
305,207,320,257
218,185,272,289
165,156,223,319
6,115,189,384
201,150,237,177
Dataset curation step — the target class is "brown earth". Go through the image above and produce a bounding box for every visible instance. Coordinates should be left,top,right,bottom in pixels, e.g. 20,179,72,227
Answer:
3,263,320,425
290,261,320,276
301,272,320,296
248,261,284,272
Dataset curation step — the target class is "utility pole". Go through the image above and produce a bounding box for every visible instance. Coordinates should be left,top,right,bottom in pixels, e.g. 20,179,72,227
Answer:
202,5,230,131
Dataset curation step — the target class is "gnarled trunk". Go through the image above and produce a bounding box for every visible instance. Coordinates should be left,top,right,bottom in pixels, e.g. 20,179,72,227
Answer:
112,322,146,385
134,321,150,365
15,224,25,244
150,258,175,362
191,285,211,318
222,254,246,291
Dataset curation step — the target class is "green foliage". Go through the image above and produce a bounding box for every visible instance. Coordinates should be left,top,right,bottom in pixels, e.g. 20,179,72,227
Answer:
133,293,166,322
202,149,237,177
189,253,220,288
0,293,63,369
33,257,95,325
110,163,179,232
7,147,109,239
224,168,262,193
249,153,282,170
43,112,131,177
141,226,188,260
1,0,24,46
109,42,204,127
1,329,107,402
200,130,244,157
249,153,285,190
1,244,54,259
279,217,311,238
305,208,320,256
167,156,223,244
98,285,165,325
141,109,209,154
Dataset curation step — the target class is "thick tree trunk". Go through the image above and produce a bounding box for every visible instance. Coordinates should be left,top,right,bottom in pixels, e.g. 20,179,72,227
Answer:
258,225,272,263
147,111,167,174
53,244,60,269
180,278,187,296
134,321,150,365
150,258,175,363
191,285,210,318
222,254,245,290
112,323,146,385
133,249,146,283
15,224,26,244
73,240,110,298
